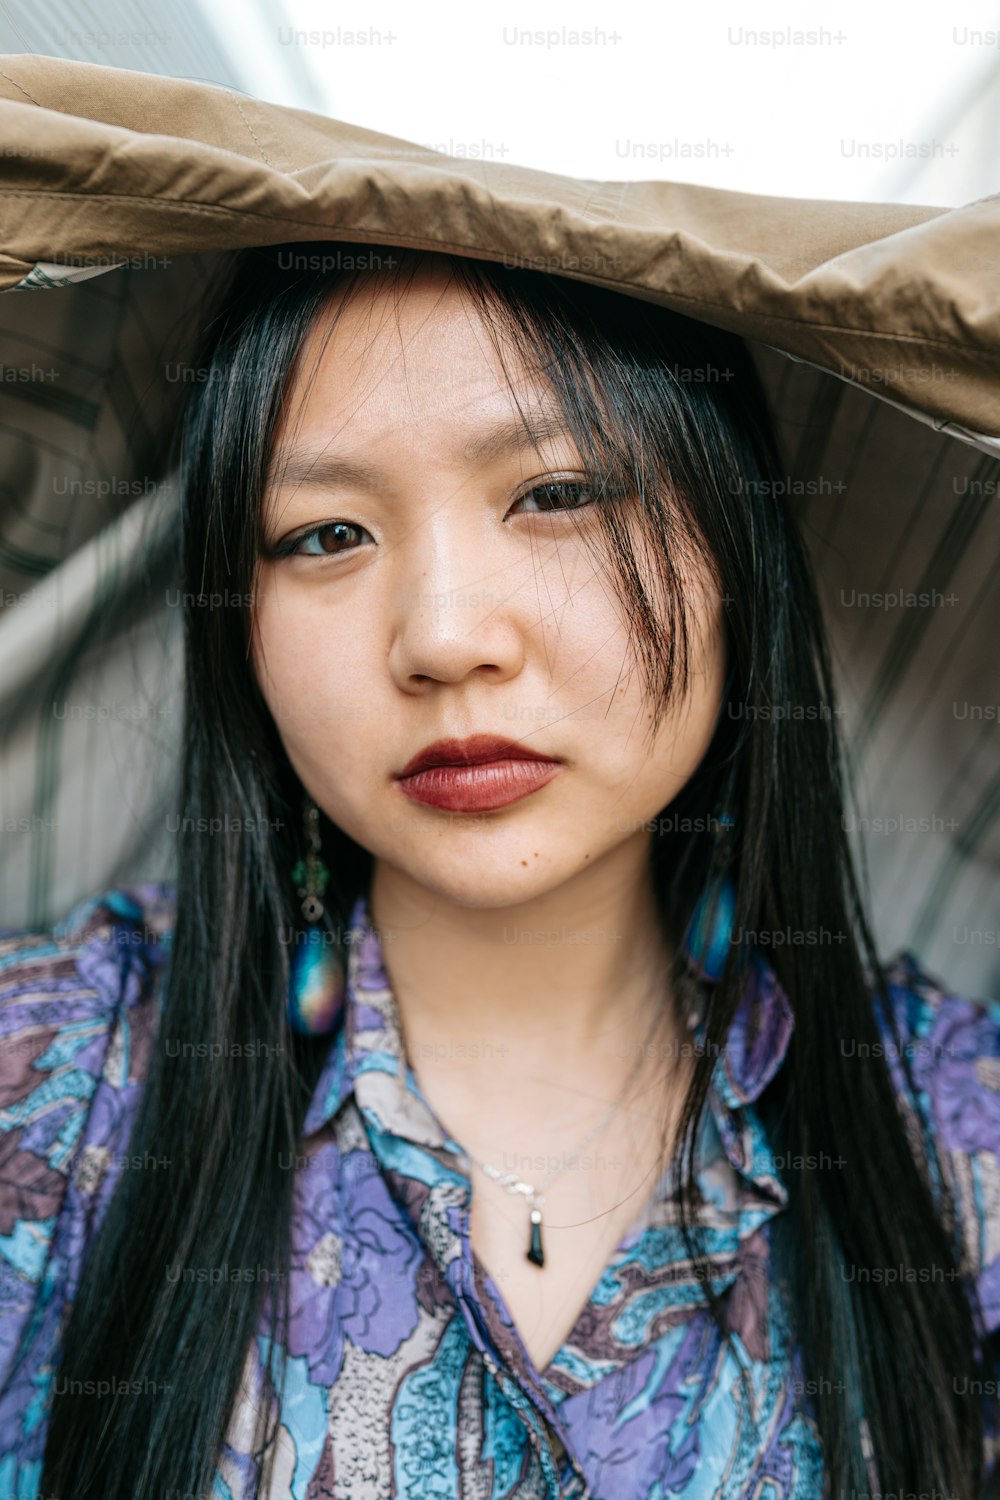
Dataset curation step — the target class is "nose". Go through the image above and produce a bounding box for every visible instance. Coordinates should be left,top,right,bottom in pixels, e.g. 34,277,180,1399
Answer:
385,506,529,690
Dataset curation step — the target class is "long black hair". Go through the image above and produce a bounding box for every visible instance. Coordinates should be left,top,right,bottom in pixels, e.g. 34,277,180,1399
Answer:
39,241,989,1496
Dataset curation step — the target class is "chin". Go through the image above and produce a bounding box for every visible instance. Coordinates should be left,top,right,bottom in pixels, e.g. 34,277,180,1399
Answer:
395,859,571,912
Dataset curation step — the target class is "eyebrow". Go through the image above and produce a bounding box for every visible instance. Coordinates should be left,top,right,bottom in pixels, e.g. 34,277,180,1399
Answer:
266,406,577,493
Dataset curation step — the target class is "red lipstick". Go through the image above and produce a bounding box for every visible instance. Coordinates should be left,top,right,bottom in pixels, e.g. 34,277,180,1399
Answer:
394,734,563,812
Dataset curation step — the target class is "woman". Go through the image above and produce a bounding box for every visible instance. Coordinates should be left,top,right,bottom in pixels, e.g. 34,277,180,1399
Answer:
0,235,996,1499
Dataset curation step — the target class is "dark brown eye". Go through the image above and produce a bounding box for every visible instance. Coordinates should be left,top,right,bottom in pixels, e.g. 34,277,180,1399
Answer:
276,521,371,558
511,481,596,515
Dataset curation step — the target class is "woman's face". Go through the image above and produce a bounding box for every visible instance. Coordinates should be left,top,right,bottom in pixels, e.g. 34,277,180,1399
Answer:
251,261,726,910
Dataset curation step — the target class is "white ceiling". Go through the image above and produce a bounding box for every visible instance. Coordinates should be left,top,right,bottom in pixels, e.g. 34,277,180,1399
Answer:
2,0,998,206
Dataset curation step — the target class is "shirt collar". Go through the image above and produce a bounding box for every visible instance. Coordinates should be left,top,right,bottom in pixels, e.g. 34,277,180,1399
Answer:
303,893,796,1159
704,948,796,1109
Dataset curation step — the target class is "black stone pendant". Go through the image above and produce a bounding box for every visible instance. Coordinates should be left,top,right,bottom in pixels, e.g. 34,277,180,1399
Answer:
526,1207,544,1267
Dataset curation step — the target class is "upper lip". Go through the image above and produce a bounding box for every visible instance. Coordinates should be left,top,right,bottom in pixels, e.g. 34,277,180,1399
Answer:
396,734,561,778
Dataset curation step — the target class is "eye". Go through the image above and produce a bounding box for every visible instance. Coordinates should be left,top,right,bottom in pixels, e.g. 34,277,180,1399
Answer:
265,478,601,561
509,479,597,517
270,521,372,559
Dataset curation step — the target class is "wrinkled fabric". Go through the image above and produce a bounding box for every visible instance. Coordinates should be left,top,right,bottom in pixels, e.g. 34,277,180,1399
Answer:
0,55,1000,1000
2,52,999,1012
0,883,997,1498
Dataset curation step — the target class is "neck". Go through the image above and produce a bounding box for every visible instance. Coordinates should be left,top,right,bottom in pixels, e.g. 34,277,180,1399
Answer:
367,840,688,1130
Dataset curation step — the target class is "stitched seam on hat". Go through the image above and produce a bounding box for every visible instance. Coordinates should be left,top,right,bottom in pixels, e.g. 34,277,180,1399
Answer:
0,69,43,107
229,98,277,170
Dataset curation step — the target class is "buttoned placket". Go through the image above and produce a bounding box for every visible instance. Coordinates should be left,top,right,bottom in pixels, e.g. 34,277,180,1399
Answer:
450,1191,594,1498
358,1103,590,1497
336,901,594,1493
321,897,797,1498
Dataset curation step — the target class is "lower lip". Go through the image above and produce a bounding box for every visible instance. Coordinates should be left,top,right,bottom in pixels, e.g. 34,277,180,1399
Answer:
396,758,562,812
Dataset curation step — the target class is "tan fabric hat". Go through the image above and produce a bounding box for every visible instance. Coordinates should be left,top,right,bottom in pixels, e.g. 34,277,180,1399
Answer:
0,54,997,994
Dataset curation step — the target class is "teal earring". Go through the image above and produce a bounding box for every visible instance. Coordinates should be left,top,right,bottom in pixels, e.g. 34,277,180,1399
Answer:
287,799,345,1036
682,813,737,982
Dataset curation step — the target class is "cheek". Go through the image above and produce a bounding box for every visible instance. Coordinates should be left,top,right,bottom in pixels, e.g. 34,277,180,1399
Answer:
619,564,727,802
664,585,727,768
251,583,310,722
250,582,371,779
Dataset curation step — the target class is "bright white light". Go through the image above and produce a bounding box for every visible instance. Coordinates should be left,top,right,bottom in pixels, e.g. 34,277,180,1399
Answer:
234,0,1000,205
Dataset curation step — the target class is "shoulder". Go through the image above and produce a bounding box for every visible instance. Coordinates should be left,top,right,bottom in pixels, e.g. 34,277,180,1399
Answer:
0,882,175,1306
876,950,1000,1335
0,880,175,1079
876,949,999,1149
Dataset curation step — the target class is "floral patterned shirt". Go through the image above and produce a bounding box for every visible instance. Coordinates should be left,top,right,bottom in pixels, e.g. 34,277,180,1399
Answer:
0,882,997,1498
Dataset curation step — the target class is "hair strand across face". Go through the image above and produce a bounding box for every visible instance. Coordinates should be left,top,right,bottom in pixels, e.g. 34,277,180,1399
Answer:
39,242,988,1499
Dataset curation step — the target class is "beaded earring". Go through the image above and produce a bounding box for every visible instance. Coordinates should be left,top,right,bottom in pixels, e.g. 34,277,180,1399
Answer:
682,812,737,982
287,798,345,1036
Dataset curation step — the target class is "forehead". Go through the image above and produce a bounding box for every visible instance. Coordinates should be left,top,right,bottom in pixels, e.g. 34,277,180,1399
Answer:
280,261,553,435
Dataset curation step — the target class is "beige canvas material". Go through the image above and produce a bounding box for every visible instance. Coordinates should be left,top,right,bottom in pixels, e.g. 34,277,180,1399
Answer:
1,57,998,436
0,54,997,996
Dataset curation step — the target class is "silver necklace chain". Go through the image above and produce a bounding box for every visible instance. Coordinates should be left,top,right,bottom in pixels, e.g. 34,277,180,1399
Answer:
456,995,670,1264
